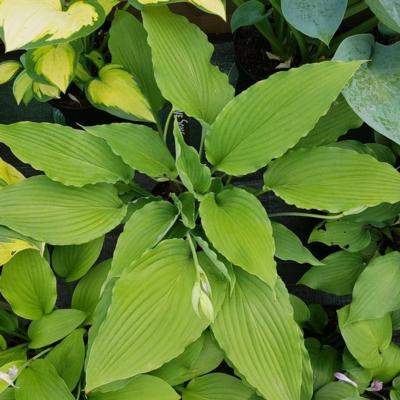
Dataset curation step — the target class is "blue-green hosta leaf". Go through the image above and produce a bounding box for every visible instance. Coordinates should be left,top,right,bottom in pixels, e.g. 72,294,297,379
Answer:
206,61,361,176
334,34,400,145
86,64,155,123
52,236,104,282
0,122,132,187
85,239,208,392
15,359,74,400
199,187,276,286
109,10,164,113
282,0,347,44
212,270,305,400
338,305,392,369
142,7,234,125
365,0,400,32
0,158,24,187
182,373,256,400
83,123,176,180
0,250,56,320
231,0,267,32
264,147,400,213
299,251,365,296
0,176,127,245
272,222,322,266
0,61,21,85
348,252,400,322
313,382,360,400
0,0,106,52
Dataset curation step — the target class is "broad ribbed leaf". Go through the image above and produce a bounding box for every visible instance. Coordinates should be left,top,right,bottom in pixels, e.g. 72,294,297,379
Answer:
338,305,392,369
313,382,360,400
0,250,56,320
282,0,347,44
0,158,24,187
0,122,131,186
212,270,304,400
365,0,400,32
264,147,400,213
142,7,234,125
199,187,276,286
85,240,208,392
52,236,104,282
206,61,362,176
370,344,400,382
0,176,127,245
272,222,321,266
299,251,365,296
0,61,21,85
109,10,163,113
83,123,176,180
15,359,73,400
348,252,400,322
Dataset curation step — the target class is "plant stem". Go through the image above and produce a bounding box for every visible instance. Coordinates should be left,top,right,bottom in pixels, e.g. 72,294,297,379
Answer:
268,212,344,220
344,1,369,19
163,108,175,143
122,1,130,10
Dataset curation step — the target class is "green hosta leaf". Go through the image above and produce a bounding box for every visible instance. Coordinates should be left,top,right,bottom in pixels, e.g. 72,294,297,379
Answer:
334,35,400,144
46,329,85,391
0,176,127,245
142,7,234,125
0,250,56,320
0,122,131,187
370,344,400,382
264,147,400,213
109,10,164,113
299,251,365,296
290,295,311,326
281,0,347,44
0,346,27,366
199,187,276,286
212,270,304,400
348,252,400,322
0,61,21,85
28,309,86,349
344,202,400,227
231,0,267,32
173,192,196,229
206,61,362,176
15,359,73,400
98,0,120,13
0,361,24,393
13,71,33,106
365,0,400,32
111,201,178,277
83,123,176,180
393,310,400,330
86,64,155,123
52,236,104,282
313,382,360,400
182,373,256,400
25,44,77,92
89,375,179,400
0,0,106,52
85,239,208,392
0,158,24,187
0,389,14,400
294,95,363,149
338,305,392,369
152,331,224,386
272,222,321,266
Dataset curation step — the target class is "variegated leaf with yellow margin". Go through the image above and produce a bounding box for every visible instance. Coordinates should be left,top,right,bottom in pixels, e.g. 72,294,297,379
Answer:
0,0,106,52
12,70,33,105
0,157,24,186
0,60,21,84
98,0,120,13
86,64,155,122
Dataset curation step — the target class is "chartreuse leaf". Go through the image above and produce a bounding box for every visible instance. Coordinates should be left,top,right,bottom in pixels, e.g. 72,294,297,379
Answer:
206,61,362,176
28,309,86,349
365,0,400,32
0,176,127,245
142,7,234,125
334,34,400,144
32,81,60,102
109,10,163,113
85,240,208,392
300,340,313,400
0,0,106,52
0,250,56,320
338,305,392,369
0,389,14,400
313,382,360,400
52,236,104,282
281,0,347,44
152,330,224,386
83,123,176,180
46,329,85,391
348,252,400,322
182,373,256,400
89,375,179,400
264,147,400,213
370,344,400,382
98,0,120,13
0,345,27,366
172,192,196,229
199,187,276,286
86,64,155,123
111,201,178,277
0,158,24,187
0,122,132,187
212,270,305,400
15,359,74,400
0,61,21,85
290,295,310,326
299,251,365,296
13,71,33,105
272,222,321,266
